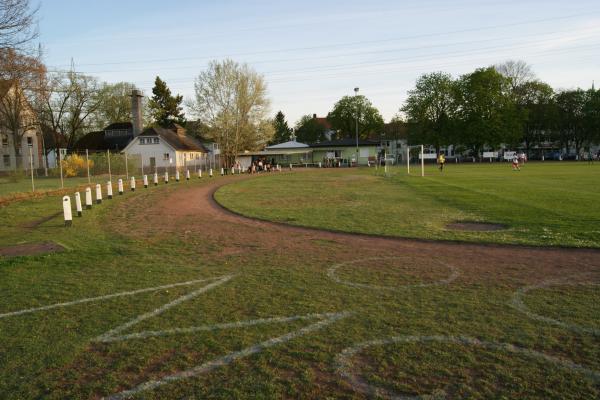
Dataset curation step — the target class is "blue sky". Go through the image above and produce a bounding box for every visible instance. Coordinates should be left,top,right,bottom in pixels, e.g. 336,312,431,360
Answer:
38,0,600,125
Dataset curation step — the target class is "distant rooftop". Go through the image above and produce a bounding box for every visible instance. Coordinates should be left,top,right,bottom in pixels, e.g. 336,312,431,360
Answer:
266,140,309,149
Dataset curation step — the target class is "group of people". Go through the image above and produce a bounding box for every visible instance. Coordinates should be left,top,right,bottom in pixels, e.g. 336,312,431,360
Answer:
247,157,276,174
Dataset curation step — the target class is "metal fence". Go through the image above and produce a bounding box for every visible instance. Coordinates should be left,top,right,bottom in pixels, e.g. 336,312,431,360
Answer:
1,149,218,198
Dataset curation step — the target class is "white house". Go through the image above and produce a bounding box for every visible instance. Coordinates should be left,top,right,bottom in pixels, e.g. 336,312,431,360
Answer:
122,124,208,170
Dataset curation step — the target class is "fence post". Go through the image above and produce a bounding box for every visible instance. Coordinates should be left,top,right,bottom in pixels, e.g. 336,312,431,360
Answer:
29,147,35,192
59,150,64,189
86,149,91,184
107,149,112,182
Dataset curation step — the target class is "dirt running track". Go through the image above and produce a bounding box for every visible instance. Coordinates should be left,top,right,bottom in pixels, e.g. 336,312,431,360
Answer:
115,173,600,287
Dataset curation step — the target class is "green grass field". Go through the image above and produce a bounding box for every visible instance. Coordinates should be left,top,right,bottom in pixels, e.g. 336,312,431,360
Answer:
215,162,600,248
0,173,142,203
0,165,599,399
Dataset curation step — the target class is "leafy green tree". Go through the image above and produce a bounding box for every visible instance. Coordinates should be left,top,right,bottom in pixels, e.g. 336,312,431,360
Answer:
555,89,588,156
402,72,457,150
148,76,185,127
270,111,292,144
327,95,384,138
454,67,522,156
294,115,327,143
583,88,600,149
90,82,148,130
518,80,556,157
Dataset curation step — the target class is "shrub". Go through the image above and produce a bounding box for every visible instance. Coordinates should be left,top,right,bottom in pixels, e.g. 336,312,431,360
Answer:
60,154,94,177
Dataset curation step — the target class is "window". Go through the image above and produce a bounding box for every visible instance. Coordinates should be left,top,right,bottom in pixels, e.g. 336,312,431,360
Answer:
26,137,33,146
1,136,7,147
139,138,145,145
153,138,159,144
3,155,10,167
163,153,170,160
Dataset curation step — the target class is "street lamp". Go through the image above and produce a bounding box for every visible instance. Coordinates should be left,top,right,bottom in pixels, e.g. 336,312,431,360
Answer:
354,87,359,166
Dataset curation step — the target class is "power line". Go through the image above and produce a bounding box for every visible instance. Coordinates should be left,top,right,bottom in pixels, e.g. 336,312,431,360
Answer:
48,10,600,69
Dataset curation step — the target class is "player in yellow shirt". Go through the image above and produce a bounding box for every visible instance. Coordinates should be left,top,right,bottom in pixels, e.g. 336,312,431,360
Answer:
437,153,446,172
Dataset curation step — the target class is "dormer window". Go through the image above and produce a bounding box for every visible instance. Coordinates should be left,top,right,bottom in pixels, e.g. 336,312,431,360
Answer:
139,137,145,144
153,138,159,144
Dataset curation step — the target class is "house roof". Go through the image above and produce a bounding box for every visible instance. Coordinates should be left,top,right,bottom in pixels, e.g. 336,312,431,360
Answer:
314,117,332,130
310,138,380,148
73,131,111,151
266,140,309,149
139,126,208,152
105,122,133,131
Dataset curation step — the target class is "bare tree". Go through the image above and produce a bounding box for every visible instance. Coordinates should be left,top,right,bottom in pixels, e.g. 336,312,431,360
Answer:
494,60,536,92
0,0,39,50
41,71,103,154
191,59,273,167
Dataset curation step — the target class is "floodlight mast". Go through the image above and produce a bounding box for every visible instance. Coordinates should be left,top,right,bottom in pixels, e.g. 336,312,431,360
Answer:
354,87,359,165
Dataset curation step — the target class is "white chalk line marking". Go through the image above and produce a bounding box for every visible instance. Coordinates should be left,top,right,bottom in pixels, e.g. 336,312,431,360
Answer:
336,335,600,400
511,274,600,336
328,256,460,291
104,311,352,400
98,311,345,343
94,275,234,342
0,276,227,320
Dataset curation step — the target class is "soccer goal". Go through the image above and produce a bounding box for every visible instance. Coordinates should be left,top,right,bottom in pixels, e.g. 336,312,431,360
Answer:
406,145,425,177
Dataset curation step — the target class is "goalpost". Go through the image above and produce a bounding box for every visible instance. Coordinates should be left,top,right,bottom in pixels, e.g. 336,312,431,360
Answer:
406,145,425,177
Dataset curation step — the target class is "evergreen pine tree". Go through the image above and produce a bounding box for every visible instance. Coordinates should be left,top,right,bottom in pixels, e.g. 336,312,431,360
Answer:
270,111,292,144
148,76,185,127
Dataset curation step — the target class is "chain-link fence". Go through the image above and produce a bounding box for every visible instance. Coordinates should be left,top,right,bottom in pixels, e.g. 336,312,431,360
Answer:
0,149,225,199
0,150,140,199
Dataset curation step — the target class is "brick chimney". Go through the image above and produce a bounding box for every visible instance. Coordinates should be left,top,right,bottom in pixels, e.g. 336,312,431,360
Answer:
131,89,143,137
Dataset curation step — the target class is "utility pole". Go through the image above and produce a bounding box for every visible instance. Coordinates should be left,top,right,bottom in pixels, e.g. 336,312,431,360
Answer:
354,87,359,166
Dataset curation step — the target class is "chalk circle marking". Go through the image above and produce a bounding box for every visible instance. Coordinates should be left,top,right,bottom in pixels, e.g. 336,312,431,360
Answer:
511,276,600,336
336,335,600,400
328,257,459,290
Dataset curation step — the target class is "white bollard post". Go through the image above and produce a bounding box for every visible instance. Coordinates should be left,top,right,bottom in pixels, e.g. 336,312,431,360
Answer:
118,178,124,195
209,168,213,177
95,184,102,204
220,167,224,176
231,167,235,175
176,170,180,182
186,169,190,180
289,163,293,170
85,187,92,209
153,172,158,186
278,164,281,172
143,174,148,188
130,176,136,191
107,181,113,199
318,162,322,168
63,196,73,227
74,192,82,217
164,171,169,183
198,168,202,178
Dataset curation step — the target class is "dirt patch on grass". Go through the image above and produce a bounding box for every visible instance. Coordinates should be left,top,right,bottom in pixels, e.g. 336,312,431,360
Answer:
0,242,64,257
21,211,62,229
446,222,507,231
